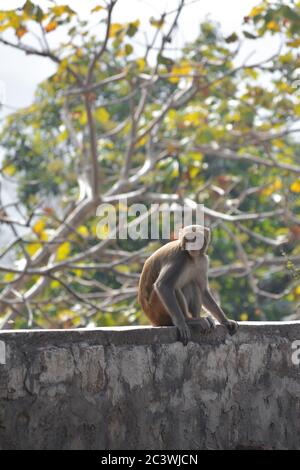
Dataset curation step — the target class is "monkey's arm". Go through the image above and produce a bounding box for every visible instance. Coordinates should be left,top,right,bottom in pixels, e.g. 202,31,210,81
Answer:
154,264,191,345
202,289,238,336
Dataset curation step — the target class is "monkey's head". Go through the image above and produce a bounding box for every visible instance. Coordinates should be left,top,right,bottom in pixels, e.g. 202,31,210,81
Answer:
179,225,210,257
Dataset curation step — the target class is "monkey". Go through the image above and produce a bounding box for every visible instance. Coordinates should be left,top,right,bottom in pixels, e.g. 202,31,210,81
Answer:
138,224,238,344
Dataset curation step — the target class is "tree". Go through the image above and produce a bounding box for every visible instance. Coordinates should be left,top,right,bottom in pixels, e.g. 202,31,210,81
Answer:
0,0,299,329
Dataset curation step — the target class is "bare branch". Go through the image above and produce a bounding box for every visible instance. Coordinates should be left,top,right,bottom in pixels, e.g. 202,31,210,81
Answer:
84,95,101,199
87,0,118,84
191,144,300,175
63,72,127,97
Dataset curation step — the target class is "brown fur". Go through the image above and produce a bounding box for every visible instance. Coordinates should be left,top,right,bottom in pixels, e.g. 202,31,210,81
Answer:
138,241,180,326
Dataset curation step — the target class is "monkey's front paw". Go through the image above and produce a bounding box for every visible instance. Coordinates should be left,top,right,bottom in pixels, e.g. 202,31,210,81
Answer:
177,323,192,346
197,317,216,334
225,320,239,336
204,316,216,334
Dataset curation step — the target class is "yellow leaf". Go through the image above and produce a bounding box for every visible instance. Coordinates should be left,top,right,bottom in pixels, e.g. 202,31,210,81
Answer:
115,265,129,273
244,68,258,79
51,280,60,289
0,23,10,32
278,82,293,93
169,63,192,84
8,14,21,30
279,52,293,64
190,167,200,178
72,269,83,277
79,111,87,125
109,23,123,38
249,5,264,17
150,16,164,28
136,58,145,71
273,177,283,191
59,58,68,72
272,139,285,149
136,135,148,148
91,5,104,13
33,218,46,235
57,129,68,143
56,242,71,261
171,165,179,178
240,313,249,321
287,38,300,48
95,107,110,123
266,21,280,32
77,225,89,237
3,272,15,282
290,180,300,193
40,231,49,242
262,177,282,196
294,285,300,296
183,112,202,126
230,112,241,122
3,164,16,176
52,5,74,16
91,222,97,236
45,21,57,33
26,243,42,256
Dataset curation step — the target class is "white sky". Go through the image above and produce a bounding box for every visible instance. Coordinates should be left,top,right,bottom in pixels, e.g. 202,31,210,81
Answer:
0,0,264,116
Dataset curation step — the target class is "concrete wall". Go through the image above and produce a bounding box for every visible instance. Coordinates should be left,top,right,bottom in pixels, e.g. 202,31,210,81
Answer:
0,322,300,450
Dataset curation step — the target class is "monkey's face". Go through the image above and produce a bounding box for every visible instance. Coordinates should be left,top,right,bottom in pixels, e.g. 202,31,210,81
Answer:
179,225,210,256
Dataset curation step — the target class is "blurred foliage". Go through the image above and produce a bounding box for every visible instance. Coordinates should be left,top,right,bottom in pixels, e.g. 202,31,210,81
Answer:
0,0,300,328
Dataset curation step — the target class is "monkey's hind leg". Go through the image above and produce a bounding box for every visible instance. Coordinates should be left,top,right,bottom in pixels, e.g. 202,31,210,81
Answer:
144,289,173,326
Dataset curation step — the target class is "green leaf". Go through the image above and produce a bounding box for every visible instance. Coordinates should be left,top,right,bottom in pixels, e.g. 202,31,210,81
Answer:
150,16,164,28
225,32,238,43
157,54,174,66
281,5,300,22
243,31,258,39
124,44,133,55
127,20,140,37
23,0,35,16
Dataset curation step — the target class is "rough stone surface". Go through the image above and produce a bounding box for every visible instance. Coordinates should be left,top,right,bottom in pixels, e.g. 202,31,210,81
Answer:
0,322,300,450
